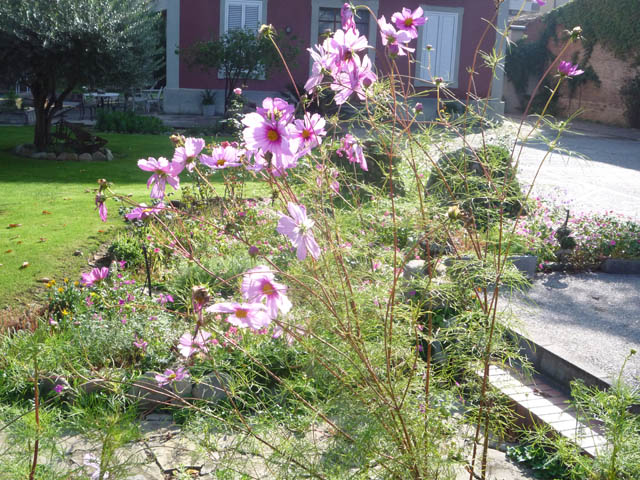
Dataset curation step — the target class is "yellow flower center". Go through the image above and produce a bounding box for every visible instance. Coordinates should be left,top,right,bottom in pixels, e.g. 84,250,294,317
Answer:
302,129,311,140
235,309,248,319
217,158,226,166
262,283,275,296
267,129,280,142
404,18,413,27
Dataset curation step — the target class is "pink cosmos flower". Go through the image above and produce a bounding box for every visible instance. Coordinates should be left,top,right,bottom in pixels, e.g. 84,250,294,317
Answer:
172,137,205,172
276,202,322,261
137,157,182,199
329,28,369,68
125,203,164,221
305,43,334,92
557,61,584,77
156,293,174,305
177,330,212,358
83,453,109,480
256,97,296,124
391,7,426,39
293,113,327,149
337,134,367,171
200,145,242,169
241,265,292,319
341,3,356,32
378,16,414,56
242,113,296,158
533,0,546,5
155,367,189,387
54,384,65,394
81,267,109,287
206,302,272,329
95,194,107,222
331,54,377,104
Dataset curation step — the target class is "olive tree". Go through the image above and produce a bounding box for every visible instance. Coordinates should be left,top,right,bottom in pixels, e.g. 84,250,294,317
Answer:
0,0,162,149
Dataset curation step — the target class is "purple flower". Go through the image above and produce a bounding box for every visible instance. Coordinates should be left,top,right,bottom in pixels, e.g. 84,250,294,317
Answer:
241,265,292,319
156,293,174,305
336,134,367,171
533,0,546,5
277,202,322,261
155,367,189,387
330,54,377,105
54,384,65,394
329,28,369,68
200,145,242,170
293,113,327,149
391,7,426,39
242,106,298,163
177,330,212,358
341,3,356,32
137,157,182,199
95,194,107,222
248,245,260,257
125,203,164,221
557,61,584,77
378,16,414,56
206,302,272,330
81,267,109,287
305,43,333,92
172,137,205,172
415,102,423,113
133,336,148,352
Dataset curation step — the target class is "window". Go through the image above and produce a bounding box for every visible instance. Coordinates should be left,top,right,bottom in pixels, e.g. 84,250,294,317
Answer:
417,7,463,87
317,7,370,43
224,0,263,33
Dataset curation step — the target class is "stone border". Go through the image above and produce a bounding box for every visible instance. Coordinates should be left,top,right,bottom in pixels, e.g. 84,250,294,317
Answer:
599,258,640,275
14,143,113,162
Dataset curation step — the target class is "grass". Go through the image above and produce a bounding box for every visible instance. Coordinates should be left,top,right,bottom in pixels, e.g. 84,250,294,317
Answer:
0,126,256,309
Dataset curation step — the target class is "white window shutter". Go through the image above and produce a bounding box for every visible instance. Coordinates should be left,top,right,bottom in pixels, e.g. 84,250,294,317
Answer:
244,4,261,32
227,4,243,31
420,11,460,83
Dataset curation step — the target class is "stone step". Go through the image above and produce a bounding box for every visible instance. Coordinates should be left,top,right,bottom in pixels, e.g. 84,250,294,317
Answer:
485,364,608,457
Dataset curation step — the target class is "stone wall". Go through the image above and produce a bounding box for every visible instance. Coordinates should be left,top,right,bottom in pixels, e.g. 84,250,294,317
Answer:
505,19,639,126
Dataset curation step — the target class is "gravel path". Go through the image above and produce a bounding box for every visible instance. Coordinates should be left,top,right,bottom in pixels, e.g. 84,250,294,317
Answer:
501,272,640,387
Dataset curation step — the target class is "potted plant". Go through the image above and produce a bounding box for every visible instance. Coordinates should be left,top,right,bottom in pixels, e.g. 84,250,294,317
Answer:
201,89,216,116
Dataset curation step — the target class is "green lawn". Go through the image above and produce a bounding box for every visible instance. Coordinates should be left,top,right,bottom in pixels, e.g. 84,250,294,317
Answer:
0,126,252,308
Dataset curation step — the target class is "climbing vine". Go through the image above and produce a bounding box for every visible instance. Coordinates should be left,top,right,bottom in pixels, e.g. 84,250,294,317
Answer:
506,0,639,112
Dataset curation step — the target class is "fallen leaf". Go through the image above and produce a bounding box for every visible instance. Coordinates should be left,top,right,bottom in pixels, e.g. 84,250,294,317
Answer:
98,230,105,233
63,197,71,200
16,241,22,245
37,277,51,283
38,238,47,243
20,261,29,269
42,210,52,215
5,249,12,253
7,223,21,228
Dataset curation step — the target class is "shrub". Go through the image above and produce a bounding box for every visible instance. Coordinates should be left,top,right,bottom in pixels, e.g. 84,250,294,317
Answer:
108,234,144,268
95,110,165,134
621,72,640,128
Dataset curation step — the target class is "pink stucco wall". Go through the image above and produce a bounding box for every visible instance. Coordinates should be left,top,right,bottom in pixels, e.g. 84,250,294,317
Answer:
179,0,497,98
179,0,311,91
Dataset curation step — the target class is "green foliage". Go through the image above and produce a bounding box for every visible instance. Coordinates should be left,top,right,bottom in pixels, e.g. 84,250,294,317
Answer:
0,0,162,147
505,39,550,98
507,442,571,479
95,110,166,135
108,233,144,268
620,72,640,128
426,145,523,226
181,28,298,113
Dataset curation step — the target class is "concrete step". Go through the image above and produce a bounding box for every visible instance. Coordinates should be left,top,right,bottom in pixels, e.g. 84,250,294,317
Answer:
485,364,608,457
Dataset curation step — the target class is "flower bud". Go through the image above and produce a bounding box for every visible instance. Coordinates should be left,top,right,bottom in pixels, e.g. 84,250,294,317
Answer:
447,206,461,220
192,285,210,312
170,134,185,147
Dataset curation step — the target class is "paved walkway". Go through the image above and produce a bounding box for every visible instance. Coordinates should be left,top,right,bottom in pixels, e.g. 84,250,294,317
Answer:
513,118,640,219
501,272,640,387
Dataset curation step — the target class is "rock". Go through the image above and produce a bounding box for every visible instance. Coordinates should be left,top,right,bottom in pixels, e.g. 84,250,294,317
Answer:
73,250,83,256
403,259,426,280
37,277,51,283
46,152,57,160
78,152,92,162
57,152,78,161
31,151,48,159
38,375,70,397
78,378,109,395
92,151,107,162
508,255,538,280
128,372,192,410
15,143,37,156
105,148,113,161
192,372,229,403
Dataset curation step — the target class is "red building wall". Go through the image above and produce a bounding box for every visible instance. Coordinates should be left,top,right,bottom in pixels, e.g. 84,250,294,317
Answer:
179,0,498,98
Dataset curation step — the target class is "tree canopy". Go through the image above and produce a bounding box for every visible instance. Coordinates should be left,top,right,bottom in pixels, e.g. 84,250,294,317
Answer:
0,0,163,148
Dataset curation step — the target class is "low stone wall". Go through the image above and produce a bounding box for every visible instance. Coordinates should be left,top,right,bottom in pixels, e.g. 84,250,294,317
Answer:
14,143,113,162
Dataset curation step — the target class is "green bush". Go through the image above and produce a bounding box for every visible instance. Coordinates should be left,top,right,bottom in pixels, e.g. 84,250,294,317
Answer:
108,234,144,268
95,110,165,135
621,73,640,128
426,145,523,227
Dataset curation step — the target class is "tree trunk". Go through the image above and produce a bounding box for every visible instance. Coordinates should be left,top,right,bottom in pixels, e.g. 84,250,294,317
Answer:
33,105,52,151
